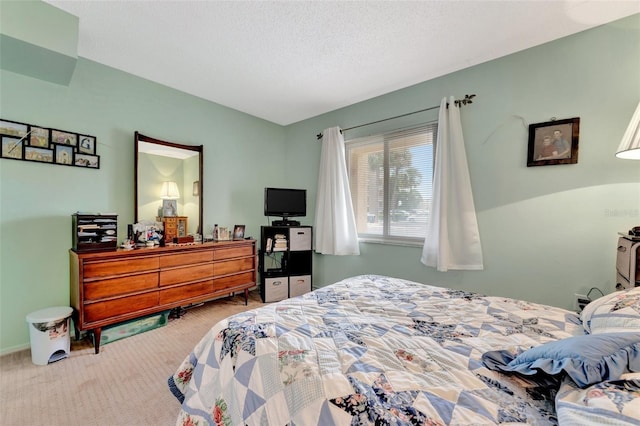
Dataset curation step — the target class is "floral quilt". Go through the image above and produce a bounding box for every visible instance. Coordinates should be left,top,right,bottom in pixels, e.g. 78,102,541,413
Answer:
168,274,583,425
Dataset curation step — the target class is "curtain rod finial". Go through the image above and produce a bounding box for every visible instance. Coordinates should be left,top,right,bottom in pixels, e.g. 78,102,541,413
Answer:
454,94,476,107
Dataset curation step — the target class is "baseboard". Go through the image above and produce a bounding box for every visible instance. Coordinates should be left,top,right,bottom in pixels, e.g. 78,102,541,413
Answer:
0,343,30,358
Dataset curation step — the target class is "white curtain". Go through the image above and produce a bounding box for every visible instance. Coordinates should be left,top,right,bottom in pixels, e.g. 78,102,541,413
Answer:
314,127,360,255
421,96,483,271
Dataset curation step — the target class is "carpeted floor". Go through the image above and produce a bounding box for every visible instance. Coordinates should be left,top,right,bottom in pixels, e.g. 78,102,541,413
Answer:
0,290,262,426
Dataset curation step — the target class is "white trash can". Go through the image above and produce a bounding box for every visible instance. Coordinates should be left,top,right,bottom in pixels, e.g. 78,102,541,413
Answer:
25,306,73,365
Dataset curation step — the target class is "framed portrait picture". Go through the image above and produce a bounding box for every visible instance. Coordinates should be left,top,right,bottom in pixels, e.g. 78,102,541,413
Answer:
51,129,77,147
75,153,100,168
24,146,54,163
29,126,49,147
0,119,28,138
78,135,96,154
218,226,230,241
233,225,245,240
1,136,24,159
527,117,579,167
54,144,74,165
162,199,178,217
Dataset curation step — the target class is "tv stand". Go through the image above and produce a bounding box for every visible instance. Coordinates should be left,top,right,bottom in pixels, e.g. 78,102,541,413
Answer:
272,219,300,226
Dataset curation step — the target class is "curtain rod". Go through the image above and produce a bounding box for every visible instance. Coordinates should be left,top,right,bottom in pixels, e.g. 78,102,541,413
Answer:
316,94,476,140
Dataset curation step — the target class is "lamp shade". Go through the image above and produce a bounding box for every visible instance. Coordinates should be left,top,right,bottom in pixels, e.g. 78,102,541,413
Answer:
160,181,180,199
616,101,640,160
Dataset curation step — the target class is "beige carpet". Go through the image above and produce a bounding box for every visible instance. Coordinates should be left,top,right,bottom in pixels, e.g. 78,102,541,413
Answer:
0,290,262,426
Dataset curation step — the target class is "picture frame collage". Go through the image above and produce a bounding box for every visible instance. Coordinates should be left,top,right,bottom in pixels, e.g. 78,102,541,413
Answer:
0,118,99,169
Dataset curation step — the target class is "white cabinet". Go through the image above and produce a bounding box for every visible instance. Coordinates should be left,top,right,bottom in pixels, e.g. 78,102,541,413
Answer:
616,236,640,290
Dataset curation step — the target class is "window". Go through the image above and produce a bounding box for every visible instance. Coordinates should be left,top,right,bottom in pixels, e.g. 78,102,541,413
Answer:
346,123,436,244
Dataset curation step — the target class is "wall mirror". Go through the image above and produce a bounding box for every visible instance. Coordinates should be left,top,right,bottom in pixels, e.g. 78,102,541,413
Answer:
135,131,203,238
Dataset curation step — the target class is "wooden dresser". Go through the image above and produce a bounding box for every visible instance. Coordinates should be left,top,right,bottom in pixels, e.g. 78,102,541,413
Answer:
70,240,256,353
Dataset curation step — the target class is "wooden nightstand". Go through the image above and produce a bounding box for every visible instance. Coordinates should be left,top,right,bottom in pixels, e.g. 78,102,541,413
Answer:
162,216,188,242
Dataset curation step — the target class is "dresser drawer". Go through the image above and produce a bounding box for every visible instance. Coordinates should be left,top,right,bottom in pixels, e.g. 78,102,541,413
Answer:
214,257,254,275
160,263,213,286
159,280,213,304
213,271,255,292
214,245,254,260
84,292,159,323
159,250,213,268
84,272,158,300
84,257,159,279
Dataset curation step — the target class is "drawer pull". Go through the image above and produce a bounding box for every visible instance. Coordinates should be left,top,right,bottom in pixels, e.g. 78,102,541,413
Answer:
618,245,627,252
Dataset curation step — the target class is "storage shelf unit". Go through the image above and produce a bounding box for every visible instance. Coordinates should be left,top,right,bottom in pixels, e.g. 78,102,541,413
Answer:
72,213,118,252
259,226,312,302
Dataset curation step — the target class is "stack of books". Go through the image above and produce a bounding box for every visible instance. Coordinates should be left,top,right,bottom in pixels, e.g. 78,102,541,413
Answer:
273,234,287,251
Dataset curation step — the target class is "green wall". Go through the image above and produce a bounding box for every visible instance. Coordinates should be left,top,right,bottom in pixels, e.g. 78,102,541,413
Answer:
286,14,640,307
0,0,78,85
0,5,638,354
0,58,287,353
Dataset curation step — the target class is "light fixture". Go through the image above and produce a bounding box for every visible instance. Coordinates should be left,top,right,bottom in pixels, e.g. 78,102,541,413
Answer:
159,181,180,199
616,101,640,160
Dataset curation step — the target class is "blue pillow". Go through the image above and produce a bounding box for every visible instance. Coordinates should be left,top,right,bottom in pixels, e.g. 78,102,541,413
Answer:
482,332,640,388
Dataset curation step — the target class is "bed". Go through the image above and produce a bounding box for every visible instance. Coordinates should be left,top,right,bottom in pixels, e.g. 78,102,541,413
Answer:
168,275,640,425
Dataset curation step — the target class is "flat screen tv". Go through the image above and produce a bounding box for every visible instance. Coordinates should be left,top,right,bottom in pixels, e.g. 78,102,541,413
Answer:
264,187,306,225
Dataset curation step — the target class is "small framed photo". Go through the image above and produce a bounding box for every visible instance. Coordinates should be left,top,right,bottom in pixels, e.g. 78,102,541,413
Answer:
0,119,28,138
75,153,100,168
233,225,245,240
25,146,54,163
29,126,50,147
218,226,230,241
78,135,96,154
527,117,579,167
1,136,24,159
162,199,177,217
51,129,77,147
54,144,74,165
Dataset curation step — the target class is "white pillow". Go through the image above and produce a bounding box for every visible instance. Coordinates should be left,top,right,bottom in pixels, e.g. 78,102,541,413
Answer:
580,291,621,332
580,287,640,334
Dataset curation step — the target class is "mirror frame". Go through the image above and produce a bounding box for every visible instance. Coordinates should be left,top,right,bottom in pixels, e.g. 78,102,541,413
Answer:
134,131,203,236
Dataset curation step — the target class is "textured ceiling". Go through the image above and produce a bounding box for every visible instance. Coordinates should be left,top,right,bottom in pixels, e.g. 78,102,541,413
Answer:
44,1,640,126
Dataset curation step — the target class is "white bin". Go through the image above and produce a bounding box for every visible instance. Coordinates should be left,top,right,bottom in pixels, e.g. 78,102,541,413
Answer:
25,306,73,365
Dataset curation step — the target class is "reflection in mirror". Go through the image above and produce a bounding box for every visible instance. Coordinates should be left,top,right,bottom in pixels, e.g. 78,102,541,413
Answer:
135,132,203,238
